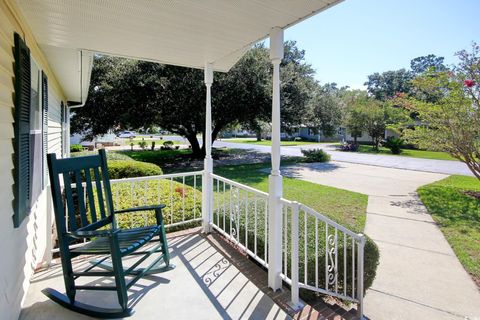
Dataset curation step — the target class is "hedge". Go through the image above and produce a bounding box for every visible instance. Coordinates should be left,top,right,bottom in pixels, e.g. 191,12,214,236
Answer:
110,179,202,230
108,160,163,179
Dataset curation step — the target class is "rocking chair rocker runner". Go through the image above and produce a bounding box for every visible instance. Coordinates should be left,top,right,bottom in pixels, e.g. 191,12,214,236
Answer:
44,149,173,318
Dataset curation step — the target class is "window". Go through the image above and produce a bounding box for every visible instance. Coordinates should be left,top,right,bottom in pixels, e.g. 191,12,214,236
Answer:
12,32,49,228
13,32,32,228
30,58,43,205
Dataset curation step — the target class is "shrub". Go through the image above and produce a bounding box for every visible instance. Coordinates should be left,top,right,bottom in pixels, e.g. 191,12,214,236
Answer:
138,140,148,150
111,179,201,230
108,160,163,179
70,144,83,152
340,142,359,152
301,149,331,163
162,140,174,150
384,136,404,154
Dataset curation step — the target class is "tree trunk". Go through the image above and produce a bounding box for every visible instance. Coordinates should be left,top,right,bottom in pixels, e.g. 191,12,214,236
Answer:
353,135,357,144
256,130,262,141
185,133,203,159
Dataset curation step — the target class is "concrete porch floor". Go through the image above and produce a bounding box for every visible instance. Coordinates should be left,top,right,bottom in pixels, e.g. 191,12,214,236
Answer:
21,228,288,320
20,228,356,320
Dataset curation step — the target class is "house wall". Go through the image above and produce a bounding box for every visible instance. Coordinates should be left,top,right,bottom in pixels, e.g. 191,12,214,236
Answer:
0,1,67,319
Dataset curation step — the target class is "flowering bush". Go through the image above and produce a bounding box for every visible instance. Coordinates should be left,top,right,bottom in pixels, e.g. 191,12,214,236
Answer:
401,43,480,180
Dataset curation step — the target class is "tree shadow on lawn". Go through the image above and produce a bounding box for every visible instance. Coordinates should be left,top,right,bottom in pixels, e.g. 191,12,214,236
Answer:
280,162,341,179
418,185,480,226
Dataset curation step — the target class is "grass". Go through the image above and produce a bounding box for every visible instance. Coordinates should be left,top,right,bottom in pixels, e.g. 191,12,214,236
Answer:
215,163,367,232
355,145,457,161
418,175,480,284
223,138,325,146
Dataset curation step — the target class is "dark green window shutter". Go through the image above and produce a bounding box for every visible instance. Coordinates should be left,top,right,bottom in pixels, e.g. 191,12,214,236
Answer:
13,32,31,228
42,71,48,187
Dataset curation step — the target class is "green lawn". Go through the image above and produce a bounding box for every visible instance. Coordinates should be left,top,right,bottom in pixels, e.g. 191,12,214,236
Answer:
215,163,367,232
356,145,457,161
418,175,480,284
223,138,325,146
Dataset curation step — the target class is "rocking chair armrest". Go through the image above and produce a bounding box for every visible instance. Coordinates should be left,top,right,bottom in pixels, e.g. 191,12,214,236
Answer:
67,229,115,239
115,204,166,214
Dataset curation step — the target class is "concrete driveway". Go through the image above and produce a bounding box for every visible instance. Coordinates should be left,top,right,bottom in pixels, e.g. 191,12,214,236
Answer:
282,161,480,320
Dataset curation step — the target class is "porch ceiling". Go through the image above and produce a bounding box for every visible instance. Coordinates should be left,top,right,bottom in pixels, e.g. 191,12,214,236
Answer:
18,0,342,72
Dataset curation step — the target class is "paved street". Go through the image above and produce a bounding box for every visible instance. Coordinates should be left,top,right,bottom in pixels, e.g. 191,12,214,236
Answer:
214,141,474,176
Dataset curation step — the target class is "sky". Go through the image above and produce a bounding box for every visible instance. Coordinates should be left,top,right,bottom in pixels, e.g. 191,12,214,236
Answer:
283,0,480,89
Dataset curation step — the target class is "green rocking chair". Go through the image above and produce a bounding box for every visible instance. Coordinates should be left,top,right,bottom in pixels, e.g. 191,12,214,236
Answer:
44,149,173,318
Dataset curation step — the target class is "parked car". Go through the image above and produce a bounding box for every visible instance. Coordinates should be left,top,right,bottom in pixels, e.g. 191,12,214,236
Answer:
118,131,136,138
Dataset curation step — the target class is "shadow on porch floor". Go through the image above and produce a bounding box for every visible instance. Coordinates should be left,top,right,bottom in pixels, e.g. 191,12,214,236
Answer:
20,228,356,320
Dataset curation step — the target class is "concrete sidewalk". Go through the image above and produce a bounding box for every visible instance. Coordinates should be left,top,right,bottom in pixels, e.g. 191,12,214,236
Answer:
282,162,480,320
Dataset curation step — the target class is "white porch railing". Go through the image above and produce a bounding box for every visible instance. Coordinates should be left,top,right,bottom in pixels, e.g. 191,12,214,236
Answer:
280,199,365,315
57,170,364,317
211,174,270,268
109,171,204,229
210,173,365,317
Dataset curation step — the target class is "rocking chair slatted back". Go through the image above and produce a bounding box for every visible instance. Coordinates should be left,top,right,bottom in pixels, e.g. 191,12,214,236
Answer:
48,149,115,235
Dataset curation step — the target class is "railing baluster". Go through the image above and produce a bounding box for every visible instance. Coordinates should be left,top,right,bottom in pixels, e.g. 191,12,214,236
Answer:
344,233,347,297
182,176,185,222
157,177,161,206
193,174,197,219
335,228,338,293
352,236,355,299
245,192,248,249
230,185,233,237
291,202,300,307
304,211,307,284
264,198,268,264
325,223,329,291
283,206,287,276
254,194,257,257
315,218,318,289
170,177,173,224
237,189,240,243
217,178,220,226
223,181,226,231
357,235,365,318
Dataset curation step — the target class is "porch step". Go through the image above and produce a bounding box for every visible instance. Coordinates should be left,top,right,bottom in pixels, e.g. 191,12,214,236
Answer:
207,230,358,320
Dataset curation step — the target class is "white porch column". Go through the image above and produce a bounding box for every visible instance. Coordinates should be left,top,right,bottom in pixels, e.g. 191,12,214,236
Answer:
202,62,214,233
268,27,284,291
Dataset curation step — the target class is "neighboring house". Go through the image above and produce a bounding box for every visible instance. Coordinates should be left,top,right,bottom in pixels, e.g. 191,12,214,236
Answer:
287,125,399,143
345,128,400,143
0,1,92,319
294,126,345,142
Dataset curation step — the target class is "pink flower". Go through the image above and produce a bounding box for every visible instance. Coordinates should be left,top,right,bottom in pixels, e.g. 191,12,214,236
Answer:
464,79,475,87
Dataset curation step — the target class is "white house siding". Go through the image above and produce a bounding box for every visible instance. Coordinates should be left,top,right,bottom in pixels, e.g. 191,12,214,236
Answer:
48,89,64,157
0,2,67,319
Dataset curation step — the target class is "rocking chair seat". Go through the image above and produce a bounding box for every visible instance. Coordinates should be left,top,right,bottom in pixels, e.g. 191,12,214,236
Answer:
71,226,161,256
